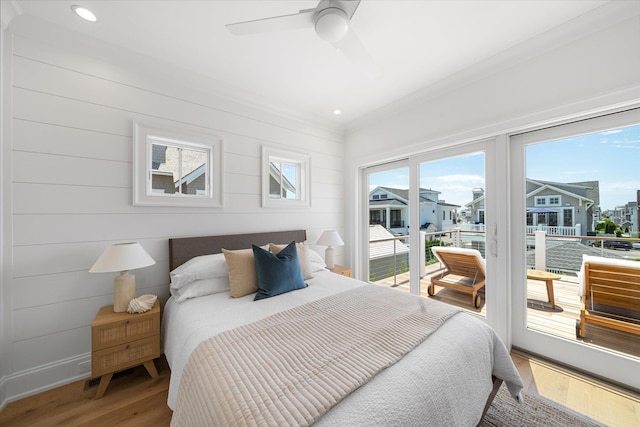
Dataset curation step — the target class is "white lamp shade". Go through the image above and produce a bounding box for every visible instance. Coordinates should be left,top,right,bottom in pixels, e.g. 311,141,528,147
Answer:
317,230,344,247
89,242,155,273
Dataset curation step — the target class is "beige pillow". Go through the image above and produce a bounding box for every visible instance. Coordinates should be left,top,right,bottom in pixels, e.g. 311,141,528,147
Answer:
269,242,313,280
222,246,266,298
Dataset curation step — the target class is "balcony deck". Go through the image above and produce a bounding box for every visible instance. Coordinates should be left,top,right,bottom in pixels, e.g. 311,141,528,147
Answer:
375,263,640,360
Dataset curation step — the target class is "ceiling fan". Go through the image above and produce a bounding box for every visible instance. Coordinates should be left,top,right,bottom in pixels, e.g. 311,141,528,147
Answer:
226,0,376,73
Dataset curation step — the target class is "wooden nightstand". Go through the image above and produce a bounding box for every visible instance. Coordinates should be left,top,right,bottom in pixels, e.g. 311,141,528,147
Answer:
91,300,161,398
329,264,352,278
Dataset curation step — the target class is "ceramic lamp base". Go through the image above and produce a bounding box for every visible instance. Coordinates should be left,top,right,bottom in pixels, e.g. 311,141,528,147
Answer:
113,271,135,312
325,246,335,269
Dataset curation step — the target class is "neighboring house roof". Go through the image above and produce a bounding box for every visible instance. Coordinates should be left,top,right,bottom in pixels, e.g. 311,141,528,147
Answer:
370,186,436,204
369,225,409,260
526,241,628,273
369,199,407,207
420,222,437,231
438,201,461,208
467,179,598,209
466,195,485,208
177,163,205,187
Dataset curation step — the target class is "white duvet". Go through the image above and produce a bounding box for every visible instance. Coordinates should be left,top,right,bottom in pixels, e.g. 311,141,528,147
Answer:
162,270,522,426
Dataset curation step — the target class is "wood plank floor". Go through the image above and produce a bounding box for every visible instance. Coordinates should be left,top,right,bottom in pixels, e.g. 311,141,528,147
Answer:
1,352,638,426
0,357,173,427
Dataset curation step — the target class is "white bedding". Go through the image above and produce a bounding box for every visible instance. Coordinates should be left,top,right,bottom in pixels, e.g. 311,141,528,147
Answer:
162,270,522,426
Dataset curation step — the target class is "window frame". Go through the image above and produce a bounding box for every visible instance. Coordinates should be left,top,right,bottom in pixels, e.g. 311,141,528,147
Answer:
261,146,310,208
535,197,547,206
133,123,223,208
548,196,561,205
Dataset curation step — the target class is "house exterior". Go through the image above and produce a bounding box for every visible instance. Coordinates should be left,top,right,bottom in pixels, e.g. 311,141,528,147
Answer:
464,188,487,225
151,144,207,195
466,180,599,236
607,200,638,235
369,186,459,235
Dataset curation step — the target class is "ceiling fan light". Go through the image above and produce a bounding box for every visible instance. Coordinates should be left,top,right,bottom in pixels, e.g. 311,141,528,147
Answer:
315,8,349,43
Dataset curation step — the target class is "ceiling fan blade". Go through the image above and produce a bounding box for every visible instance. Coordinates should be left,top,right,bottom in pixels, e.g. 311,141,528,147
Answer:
337,0,361,19
332,29,378,77
226,9,315,36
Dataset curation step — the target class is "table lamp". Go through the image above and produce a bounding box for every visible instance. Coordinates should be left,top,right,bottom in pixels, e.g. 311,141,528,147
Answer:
90,242,156,312
317,230,344,269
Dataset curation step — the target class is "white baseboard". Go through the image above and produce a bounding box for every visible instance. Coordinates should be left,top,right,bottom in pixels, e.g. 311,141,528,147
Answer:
0,353,91,411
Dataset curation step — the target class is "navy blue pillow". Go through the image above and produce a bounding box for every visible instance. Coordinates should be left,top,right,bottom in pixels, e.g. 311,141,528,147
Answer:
253,241,307,301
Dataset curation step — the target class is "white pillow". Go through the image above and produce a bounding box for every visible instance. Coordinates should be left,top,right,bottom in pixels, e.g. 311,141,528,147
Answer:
170,277,230,302
308,248,327,272
170,253,228,290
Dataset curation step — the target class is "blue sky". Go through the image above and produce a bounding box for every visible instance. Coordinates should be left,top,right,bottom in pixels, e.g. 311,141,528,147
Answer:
369,123,640,210
527,124,640,210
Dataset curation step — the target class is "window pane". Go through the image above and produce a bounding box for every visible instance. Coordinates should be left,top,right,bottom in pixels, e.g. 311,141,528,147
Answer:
262,147,310,208
269,161,282,199
135,123,222,207
367,166,411,289
524,122,640,361
419,153,486,317
282,163,298,199
151,144,179,194
179,148,208,195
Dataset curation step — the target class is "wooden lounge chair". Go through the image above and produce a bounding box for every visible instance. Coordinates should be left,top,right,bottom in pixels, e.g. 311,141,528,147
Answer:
429,246,486,308
576,255,640,338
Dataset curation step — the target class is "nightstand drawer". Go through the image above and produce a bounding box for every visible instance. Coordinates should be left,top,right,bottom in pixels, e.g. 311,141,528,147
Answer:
92,335,160,377
92,304,160,351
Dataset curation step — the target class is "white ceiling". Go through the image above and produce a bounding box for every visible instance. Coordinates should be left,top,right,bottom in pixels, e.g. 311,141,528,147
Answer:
10,0,612,126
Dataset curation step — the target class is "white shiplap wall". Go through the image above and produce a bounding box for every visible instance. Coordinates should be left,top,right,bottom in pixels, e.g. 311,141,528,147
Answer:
2,20,345,405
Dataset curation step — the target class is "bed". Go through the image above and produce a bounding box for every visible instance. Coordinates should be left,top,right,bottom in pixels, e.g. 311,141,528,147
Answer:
162,230,523,426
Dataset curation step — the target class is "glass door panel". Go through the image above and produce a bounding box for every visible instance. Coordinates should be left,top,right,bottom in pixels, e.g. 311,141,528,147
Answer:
366,163,411,291
418,153,487,317
524,122,640,356
511,108,640,391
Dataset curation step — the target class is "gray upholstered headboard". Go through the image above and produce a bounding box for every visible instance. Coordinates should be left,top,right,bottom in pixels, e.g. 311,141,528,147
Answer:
168,229,307,271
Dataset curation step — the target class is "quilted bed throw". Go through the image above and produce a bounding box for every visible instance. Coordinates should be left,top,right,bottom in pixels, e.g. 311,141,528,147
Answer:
171,285,462,427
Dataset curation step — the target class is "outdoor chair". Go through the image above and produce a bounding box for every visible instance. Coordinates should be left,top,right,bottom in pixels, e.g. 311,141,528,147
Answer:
429,246,486,308
577,255,640,338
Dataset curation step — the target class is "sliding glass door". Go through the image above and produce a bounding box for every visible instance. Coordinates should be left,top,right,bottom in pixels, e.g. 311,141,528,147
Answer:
510,108,640,390
362,141,495,326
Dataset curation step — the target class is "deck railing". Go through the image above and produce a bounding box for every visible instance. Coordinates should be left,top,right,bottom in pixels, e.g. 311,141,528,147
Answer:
528,231,640,273
526,224,581,236
369,228,484,284
370,227,640,283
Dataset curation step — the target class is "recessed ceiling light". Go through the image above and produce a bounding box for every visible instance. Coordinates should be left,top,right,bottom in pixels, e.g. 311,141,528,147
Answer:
71,5,97,22
333,109,342,115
